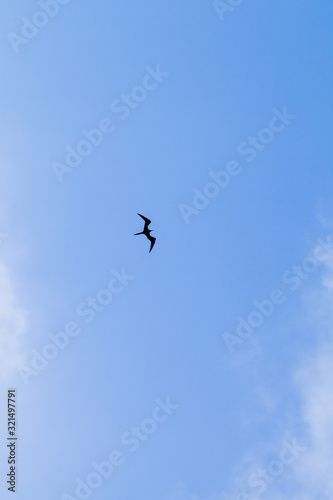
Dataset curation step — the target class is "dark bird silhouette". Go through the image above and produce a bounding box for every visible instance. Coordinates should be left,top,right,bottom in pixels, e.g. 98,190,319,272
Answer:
134,213,156,253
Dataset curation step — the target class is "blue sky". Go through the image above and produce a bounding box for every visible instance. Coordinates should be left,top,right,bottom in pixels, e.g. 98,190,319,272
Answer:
0,1,333,499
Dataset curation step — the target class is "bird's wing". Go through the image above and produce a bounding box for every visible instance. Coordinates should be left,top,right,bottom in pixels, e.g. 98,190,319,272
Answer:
138,213,151,231
148,235,156,253
138,213,151,224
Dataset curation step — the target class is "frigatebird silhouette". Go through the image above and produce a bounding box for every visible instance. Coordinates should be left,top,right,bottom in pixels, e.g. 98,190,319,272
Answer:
134,213,156,253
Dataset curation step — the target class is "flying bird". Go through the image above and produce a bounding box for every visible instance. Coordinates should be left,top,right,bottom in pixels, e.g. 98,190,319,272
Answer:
134,213,156,253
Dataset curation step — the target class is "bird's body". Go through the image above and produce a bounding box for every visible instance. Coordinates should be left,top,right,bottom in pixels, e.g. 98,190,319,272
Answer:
134,213,156,252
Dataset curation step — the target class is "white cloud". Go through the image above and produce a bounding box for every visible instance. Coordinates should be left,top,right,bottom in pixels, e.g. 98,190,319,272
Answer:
291,258,333,499
168,234,333,500
0,265,28,382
